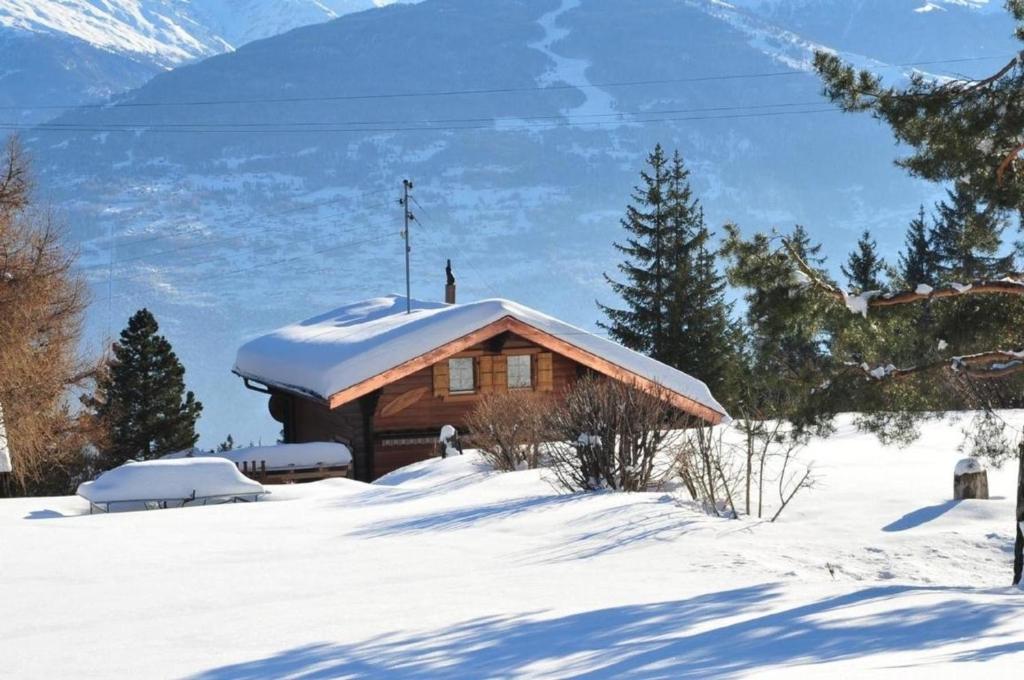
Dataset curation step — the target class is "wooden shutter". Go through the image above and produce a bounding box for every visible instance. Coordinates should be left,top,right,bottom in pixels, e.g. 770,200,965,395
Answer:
537,352,553,391
433,361,449,397
478,355,494,393
493,354,508,392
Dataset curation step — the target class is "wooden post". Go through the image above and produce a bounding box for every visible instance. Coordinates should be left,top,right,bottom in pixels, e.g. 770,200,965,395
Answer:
357,390,382,482
1013,436,1023,586
260,460,266,483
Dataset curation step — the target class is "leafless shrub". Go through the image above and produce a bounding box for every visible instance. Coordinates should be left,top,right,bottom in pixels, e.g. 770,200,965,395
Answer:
545,375,687,492
771,437,815,522
676,424,741,518
466,391,554,471
676,417,815,522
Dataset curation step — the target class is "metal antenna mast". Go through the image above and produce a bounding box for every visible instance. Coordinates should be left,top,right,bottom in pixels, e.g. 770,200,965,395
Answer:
400,179,414,314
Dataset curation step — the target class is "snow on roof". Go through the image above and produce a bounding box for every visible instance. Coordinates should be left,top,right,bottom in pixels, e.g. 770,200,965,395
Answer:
233,295,729,421
77,458,266,504
163,442,352,471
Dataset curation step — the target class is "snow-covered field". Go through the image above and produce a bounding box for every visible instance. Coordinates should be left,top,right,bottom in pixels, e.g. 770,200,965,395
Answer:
2,414,1023,678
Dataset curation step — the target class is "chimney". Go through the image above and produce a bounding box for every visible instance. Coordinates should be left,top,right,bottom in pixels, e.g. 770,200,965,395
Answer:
444,259,456,304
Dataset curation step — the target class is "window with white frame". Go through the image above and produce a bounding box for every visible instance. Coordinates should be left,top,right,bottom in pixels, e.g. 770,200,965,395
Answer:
448,357,475,393
507,354,532,389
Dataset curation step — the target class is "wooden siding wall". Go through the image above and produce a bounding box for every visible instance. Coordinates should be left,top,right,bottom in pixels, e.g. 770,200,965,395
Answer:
281,333,584,480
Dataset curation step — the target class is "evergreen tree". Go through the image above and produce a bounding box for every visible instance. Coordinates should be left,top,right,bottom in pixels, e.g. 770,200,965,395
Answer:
666,207,735,394
841,230,885,292
86,309,202,469
897,206,937,286
217,435,235,452
930,185,1015,282
598,144,675,361
600,147,736,394
721,224,837,432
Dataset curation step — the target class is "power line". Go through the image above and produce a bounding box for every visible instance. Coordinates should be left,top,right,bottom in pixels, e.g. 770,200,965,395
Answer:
409,195,504,299
3,106,843,136
2,99,829,130
0,53,1009,112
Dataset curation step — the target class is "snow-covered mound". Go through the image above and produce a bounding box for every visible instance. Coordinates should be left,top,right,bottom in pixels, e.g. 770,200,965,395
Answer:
4,413,1024,676
164,442,352,470
76,457,266,506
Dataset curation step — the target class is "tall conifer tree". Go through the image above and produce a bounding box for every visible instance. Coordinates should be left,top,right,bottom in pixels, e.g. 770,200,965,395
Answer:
841,230,885,292
86,309,202,469
599,144,674,360
897,206,938,286
601,147,735,395
667,206,735,394
931,185,1015,282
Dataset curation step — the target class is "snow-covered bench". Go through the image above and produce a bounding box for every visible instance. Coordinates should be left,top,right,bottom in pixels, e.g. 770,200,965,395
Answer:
77,458,268,513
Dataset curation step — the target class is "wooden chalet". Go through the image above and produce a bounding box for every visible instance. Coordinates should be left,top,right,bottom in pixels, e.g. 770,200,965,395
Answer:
233,285,729,482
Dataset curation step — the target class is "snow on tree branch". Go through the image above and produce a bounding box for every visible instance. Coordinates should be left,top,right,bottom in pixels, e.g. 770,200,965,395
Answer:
851,350,1024,383
783,239,1024,317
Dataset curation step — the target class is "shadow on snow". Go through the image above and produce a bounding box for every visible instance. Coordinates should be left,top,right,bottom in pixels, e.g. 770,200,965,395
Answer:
882,500,960,532
189,584,1021,679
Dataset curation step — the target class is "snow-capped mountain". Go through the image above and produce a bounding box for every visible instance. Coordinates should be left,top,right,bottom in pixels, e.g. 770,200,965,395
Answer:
0,0,406,121
20,0,1020,444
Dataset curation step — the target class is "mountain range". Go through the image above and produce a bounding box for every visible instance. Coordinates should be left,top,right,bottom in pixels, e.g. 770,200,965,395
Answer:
0,0,402,121
10,0,1020,445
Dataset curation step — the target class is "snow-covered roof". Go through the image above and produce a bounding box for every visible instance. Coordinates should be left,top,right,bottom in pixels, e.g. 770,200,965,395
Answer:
162,442,352,471
77,458,266,505
233,295,729,422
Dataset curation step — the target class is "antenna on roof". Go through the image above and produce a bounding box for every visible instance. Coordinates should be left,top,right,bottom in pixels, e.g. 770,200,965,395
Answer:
399,179,415,314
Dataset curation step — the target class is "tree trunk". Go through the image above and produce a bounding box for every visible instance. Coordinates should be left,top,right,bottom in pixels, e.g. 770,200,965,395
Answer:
745,429,753,516
1013,440,1023,586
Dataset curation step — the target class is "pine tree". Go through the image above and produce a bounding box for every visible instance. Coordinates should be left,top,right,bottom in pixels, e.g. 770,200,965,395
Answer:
897,206,937,286
666,207,735,394
598,144,675,361
86,309,202,469
217,435,235,452
930,185,1014,283
841,230,885,292
600,147,736,392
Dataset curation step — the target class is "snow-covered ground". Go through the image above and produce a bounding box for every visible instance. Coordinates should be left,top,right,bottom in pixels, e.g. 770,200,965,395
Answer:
2,414,1023,678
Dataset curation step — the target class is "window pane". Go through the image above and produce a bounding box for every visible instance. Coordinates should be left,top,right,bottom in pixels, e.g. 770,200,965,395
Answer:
449,357,475,393
507,354,532,388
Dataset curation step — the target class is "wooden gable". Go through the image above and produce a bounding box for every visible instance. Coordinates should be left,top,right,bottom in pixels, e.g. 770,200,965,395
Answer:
326,316,726,424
